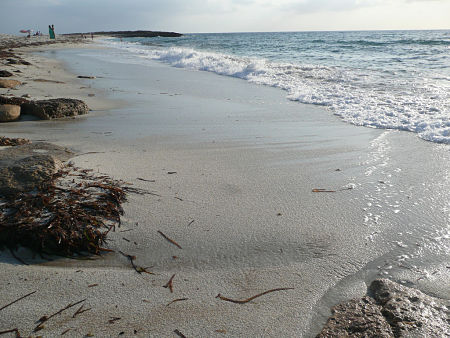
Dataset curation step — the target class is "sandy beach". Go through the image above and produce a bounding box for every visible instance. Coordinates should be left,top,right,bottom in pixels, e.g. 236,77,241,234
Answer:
1,35,449,337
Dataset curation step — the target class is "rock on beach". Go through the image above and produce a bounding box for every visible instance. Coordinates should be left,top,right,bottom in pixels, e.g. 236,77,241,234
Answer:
0,79,21,88
0,142,73,196
0,104,20,122
21,98,90,119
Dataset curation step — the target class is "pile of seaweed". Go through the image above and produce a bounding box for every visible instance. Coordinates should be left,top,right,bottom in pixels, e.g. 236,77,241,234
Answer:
0,162,140,256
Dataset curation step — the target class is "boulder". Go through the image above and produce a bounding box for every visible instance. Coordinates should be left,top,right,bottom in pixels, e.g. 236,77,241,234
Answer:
22,98,89,120
0,142,73,196
316,296,394,337
317,279,450,337
0,104,20,122
0,70,13,77
0,79,21,88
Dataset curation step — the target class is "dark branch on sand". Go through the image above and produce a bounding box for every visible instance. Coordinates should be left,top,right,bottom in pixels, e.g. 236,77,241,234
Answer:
216,288,294,304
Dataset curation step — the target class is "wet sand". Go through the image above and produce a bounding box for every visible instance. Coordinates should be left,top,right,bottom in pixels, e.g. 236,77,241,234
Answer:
0,42,448,337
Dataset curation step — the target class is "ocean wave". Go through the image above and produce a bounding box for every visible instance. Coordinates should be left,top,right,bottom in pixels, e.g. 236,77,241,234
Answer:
105,39,450,144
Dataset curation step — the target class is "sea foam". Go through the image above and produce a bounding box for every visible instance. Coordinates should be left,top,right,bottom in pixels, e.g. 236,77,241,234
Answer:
104,36,450,144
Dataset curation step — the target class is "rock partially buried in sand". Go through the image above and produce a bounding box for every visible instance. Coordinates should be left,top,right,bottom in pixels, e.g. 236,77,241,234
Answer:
0,104,20,122
0,142,73,196
22,98,89,120
0,79,21,88
0,70,13,77
317,279,450,337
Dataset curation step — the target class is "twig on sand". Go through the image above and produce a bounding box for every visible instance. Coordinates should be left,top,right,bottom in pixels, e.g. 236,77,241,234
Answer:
187,220,195,226
215,288,294,304
157,231,182,249
312,188,336,193
118,250,153,274
61,328,71,335
0,328,20,337
166,298,188,307
136,177,155,182
174,329,187,338
0,290,36,312
108,317,121,324
72,304,91,318
163,274,176,293
34,298,86,332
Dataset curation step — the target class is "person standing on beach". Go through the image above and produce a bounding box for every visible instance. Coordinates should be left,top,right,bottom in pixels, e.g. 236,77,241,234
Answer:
49,25,55,39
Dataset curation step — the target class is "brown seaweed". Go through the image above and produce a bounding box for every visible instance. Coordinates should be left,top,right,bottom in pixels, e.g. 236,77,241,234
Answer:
0,164,140,256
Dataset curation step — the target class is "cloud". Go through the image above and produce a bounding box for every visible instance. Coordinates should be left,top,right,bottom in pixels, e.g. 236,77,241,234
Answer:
282,0,383,13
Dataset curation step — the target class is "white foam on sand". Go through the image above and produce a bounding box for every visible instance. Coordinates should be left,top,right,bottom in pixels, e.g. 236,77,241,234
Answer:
103,39,450,144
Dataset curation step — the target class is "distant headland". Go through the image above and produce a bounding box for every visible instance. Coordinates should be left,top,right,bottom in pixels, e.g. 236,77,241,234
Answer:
66,30,183,38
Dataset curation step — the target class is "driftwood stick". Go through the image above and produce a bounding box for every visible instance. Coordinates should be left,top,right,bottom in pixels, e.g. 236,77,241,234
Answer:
0,291,36,312
216,287,294,304
157,231,182,249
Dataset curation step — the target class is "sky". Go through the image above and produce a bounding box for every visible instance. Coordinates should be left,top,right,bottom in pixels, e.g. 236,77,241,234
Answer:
0,0,449,35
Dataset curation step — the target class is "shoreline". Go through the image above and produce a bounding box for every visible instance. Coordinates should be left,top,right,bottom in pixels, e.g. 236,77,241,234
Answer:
1,37,449,337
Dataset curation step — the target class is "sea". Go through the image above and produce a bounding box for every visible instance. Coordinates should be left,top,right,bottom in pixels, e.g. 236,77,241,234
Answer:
101,30,450,144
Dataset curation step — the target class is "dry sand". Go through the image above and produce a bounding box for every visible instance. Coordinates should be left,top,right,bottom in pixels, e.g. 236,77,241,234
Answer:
1,37,449,337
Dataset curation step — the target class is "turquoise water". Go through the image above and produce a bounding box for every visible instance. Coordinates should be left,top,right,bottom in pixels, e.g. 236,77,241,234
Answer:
103,30,450,143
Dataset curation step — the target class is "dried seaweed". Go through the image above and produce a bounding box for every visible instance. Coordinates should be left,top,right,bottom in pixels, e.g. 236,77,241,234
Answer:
0,164,137,255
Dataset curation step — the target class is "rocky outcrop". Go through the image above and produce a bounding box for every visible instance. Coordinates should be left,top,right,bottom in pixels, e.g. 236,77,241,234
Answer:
0,79,21,88
21,98,89,119
0,142,73,196
317,279,450,337
0,70,13,77
0,104,20,122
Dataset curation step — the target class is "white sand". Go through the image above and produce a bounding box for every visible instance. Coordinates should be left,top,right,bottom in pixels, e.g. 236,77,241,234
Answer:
1,40,449,337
